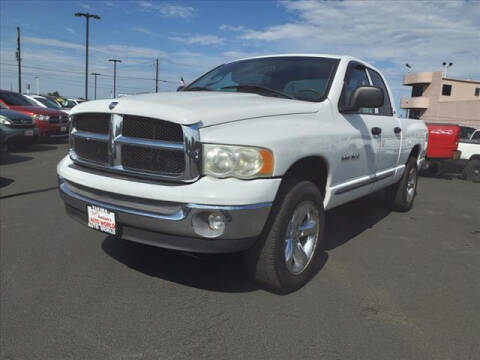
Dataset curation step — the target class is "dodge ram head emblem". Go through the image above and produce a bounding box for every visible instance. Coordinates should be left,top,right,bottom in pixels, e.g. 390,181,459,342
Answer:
109,101,118,110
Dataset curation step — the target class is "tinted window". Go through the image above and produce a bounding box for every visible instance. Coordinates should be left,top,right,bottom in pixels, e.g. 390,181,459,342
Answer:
459,126,476,140
185,56,339,102
368,69,393,116
0,92,33,106
442,84,452,96
472,131,480,141
339,65,372,114
35,97,62,110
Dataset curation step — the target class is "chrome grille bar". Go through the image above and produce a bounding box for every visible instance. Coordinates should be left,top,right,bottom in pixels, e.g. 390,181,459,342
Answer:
69,113,201,182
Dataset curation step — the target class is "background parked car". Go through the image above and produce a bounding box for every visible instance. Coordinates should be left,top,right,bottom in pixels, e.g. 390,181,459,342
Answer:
0,102,38,151
24,95,70,114
0,90,69,139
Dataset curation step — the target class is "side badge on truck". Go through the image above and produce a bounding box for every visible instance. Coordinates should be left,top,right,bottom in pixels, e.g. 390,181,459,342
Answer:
109,102,118,110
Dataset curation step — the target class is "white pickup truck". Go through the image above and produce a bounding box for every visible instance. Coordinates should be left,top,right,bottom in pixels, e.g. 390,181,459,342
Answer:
458,129,480,182
58,54,427,292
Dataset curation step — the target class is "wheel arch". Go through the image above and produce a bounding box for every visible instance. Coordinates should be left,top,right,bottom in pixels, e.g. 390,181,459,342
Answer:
409,144,421,159
280,156,329,197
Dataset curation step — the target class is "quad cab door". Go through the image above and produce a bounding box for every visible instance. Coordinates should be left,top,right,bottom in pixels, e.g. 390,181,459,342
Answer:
364,67,402,191
331,63,377,204
331,62,401,206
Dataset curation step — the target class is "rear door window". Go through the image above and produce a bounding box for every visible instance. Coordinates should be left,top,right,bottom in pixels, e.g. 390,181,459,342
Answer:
367,69,393,116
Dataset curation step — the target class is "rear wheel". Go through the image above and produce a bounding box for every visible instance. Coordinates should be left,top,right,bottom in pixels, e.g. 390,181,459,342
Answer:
244,180,325,293
386,157,418,212
463,160,480,182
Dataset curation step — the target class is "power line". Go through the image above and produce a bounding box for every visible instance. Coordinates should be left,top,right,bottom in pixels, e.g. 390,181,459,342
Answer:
0,62,176,83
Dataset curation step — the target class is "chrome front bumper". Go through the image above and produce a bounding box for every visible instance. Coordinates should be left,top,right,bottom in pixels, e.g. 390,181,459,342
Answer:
58,178,272,253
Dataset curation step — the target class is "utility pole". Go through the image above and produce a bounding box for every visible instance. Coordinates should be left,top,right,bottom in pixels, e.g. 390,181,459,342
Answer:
108,59,121,98
75,12,101,100
16,27,21,93
35,76,39,95
91,72,100,99
155,58,159,92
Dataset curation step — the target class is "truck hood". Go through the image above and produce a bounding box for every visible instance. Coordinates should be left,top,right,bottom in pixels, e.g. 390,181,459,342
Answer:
70,92,320,127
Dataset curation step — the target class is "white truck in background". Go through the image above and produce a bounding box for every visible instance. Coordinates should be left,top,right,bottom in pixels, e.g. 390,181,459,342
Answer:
58,54,427,292
458,128,480,182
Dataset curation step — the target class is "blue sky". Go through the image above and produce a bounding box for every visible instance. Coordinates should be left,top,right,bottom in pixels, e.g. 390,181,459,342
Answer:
1,0,479,110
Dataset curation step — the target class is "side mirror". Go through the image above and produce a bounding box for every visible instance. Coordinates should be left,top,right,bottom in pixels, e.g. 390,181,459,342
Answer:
340,86,384,113
177,85,185,92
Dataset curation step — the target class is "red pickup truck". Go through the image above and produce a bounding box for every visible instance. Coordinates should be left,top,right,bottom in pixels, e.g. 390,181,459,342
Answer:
424,123,480,181
0,90,69,139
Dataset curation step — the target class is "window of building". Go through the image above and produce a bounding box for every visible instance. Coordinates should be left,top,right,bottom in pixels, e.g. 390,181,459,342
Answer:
367,68,393,116
408,110,422,119
411,85,424,97
442,84,452,96
475,87,480,96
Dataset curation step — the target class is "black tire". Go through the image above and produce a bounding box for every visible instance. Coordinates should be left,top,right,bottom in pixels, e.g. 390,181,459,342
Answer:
244,180,325,293
463,160,480,183
386,157,419,212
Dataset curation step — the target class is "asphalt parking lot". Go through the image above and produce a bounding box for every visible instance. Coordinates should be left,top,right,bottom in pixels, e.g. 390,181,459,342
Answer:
1,143,479,360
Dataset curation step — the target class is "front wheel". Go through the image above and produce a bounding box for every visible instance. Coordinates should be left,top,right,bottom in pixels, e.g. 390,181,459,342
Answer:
244,180,325,293
386,157,419,212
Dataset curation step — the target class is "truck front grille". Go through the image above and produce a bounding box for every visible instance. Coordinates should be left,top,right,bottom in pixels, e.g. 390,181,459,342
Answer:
122,145,185,174
69,113,199,182
74,137,109,164
123,115,183,142
73,113,110,134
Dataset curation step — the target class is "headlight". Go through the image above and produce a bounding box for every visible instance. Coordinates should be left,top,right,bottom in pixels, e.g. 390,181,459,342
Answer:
33,114,50,121
0,115,12,125
202,144,274,179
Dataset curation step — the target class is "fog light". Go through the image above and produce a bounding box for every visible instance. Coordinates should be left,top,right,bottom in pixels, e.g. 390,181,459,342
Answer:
192,211,227,238
208,213,225,232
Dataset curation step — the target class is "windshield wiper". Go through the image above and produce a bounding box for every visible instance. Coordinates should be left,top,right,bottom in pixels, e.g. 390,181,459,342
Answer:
183,86,212,91
221,84,295,99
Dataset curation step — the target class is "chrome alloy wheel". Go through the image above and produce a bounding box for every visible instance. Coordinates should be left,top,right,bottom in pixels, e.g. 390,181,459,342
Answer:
284,201,320,275
406,167,417,204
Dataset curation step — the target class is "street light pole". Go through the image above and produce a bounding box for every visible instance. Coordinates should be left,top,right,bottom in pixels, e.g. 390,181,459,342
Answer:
91,72,100,99
442,62,453,77
35,76,39,95
108,59,122,98
75,12,100,100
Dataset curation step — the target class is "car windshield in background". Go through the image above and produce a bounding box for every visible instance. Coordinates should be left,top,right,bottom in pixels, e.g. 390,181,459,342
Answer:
36,97,62,110
184,56,339,102
0,92,34,106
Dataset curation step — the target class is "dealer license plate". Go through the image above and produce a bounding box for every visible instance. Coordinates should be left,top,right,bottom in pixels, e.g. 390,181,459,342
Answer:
60,126,67,132
87,205,116,235
24,129,34,136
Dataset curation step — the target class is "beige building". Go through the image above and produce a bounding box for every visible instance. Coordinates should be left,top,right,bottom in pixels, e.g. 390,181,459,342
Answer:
400,71,480,130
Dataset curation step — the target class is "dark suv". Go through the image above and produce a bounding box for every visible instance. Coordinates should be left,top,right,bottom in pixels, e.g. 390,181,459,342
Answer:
0,102,38,150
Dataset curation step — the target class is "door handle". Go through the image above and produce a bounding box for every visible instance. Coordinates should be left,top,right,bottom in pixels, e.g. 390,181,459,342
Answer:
394,127,402,134
371,127,382,135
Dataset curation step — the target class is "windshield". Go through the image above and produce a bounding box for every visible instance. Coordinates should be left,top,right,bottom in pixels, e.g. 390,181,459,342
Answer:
36,97,62,110
184,56,339,102
0,92,33,106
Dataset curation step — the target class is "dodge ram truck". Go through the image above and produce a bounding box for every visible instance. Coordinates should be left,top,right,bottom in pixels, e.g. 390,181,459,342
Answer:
58,55,427,292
